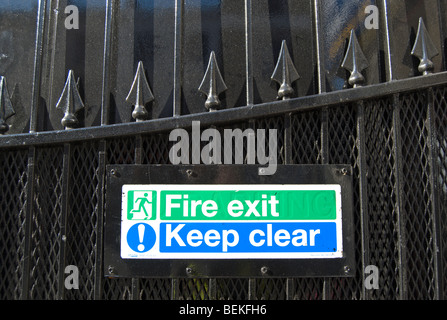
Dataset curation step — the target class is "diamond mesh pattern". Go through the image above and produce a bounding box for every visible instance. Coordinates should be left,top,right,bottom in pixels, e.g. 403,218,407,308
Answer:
254,278,287,300
139,278,172,300
177,278,212,300
0,149,28,299
107,137,135,165
29,146,64,299
102,277,132,300
64,142,100,299
142,133,171,165
363,97,400,300
291,278,323,300
327,104,362,300
104,137,136,299
433,86,447,299
291,111,322,164
399,91,436,299
216,278,249,300
254,116,285,165
289,110,325,300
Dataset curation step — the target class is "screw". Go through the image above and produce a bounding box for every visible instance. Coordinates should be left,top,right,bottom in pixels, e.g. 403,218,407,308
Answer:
344,265,351,275
186,169,193,176
110,169,117,176
261,266,269,275
341,168,348,176
186,267,193,275
108,265,115,275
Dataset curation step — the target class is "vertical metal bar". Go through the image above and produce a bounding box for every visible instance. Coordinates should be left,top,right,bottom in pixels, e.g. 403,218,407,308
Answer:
171,279,179,300
245,0,255,298
173,0,184,117
135,135,143,165
426,87,443,299
313,0,329,164
381,0,395,82
284,113,293,166
436,0,447,71
29,0,47,133
93,140,106,300
285,111,293,299
101,0,115,126
313,0,326,95
320,108,329,165
58,143,71,300
21,147,36,300
356,100,371,300
382,0,408,298
95,0,117,299
245,0,254,107
391,93,408,300
313,0,329,299
209,279,217,300
248,278,256,300
131,135,144,299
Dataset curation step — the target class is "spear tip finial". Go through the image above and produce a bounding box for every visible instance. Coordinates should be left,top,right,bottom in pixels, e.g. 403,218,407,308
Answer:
56,70,85,130
341,30,369,88
411,17,439,76
198,51,227,112
126,61,154,122
271,40,300,100
0,76,15,134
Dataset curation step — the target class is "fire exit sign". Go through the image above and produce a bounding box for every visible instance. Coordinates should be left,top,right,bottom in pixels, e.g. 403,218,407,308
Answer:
104,165,355,278
121,185,342,260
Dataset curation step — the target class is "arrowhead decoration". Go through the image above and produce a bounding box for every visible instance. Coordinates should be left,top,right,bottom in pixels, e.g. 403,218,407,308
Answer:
126,61,154,122
0,76,15,134
271,40,300,100
198,51,227,112
411,17,439,76
341,30,369,88
56,70,85,129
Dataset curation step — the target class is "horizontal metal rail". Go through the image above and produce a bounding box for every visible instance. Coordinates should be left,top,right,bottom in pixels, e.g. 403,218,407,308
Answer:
1,71,446,149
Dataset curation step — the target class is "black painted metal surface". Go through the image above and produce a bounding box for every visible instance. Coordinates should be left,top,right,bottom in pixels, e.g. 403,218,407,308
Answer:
0,0,446,300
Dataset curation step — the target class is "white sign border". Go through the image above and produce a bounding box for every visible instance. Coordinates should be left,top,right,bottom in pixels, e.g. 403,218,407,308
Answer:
120,184,343,260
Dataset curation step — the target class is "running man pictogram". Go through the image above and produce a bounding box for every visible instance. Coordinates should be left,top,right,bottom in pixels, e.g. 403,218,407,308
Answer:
129,191,154,220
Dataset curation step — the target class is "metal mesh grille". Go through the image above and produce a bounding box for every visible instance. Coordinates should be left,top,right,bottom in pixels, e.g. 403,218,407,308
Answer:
327,104,362,300
0,149,28,299
291,111,322,165
399,91,436,299
363,97,400,300
215,278,249,300
29,146,64,299
65,142,100,299
433,86,447,299
1,86,446,300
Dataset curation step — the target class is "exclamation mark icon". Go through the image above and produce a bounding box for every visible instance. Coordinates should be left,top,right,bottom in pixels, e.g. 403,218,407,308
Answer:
138,224,145,252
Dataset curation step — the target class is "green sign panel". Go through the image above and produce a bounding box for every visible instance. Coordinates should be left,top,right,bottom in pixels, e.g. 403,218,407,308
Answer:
159,190,337,221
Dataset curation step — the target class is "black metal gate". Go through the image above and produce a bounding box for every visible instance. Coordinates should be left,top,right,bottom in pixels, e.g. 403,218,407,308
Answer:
0,0,446,300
